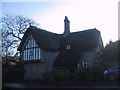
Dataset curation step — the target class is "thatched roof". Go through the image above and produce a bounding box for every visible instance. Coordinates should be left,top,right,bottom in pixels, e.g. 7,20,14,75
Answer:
53,28,101,66
18,26,62,51
61,28,100,49
18,26,102,66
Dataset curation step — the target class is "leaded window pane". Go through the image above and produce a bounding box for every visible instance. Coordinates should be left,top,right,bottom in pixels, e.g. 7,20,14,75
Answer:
22,34,41,61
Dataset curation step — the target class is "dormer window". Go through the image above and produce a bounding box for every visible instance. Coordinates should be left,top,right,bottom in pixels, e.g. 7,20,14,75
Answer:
66,45,70,49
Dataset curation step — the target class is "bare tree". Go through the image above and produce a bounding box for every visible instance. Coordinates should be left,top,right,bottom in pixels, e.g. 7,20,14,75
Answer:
1,14,40,56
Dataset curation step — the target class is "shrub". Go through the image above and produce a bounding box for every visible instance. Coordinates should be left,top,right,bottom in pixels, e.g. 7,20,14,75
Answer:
42,69,72,84
42,67,104,85
74,67,103,82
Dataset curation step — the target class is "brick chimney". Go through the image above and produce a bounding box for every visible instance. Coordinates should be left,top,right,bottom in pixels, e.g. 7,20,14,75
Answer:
64,16,70,36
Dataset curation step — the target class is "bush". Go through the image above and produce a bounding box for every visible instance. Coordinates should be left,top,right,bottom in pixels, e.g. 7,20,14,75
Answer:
2,61,25,82
42,67,104,85
42,69,72,84
74,67,103,82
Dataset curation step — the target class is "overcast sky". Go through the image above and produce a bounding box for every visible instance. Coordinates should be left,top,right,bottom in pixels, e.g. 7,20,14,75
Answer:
1,0,119,46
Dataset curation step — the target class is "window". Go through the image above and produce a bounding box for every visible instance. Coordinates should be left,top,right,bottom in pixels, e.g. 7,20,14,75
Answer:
23,34,41,61
66,45,70,49
96,46,100,52
32,65,37,72
83,60,90,68
29,49,34,60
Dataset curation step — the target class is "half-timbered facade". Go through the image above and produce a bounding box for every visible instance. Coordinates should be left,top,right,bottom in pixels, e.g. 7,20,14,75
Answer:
18,16,104,79
23,34,41,61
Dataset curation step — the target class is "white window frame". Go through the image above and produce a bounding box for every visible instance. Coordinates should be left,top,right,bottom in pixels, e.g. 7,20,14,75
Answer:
23,34,41,61
83,60,90,68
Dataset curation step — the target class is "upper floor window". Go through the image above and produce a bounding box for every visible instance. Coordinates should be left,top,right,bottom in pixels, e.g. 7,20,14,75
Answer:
96,46,100,52
25,34,38,49
23,34,40,61
66,45,70,49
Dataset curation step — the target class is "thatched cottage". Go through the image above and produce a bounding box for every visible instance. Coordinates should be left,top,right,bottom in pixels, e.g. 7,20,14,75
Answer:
18,16,104,79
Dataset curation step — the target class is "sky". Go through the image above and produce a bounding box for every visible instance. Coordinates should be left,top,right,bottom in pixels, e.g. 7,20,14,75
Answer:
1,0,119,47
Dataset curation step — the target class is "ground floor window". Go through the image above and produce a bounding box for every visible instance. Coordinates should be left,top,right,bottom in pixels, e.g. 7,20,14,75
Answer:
83,60,90,68
32,65,37,72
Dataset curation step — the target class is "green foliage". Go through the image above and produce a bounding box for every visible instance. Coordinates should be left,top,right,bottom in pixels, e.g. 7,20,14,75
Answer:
42,69,72,84
42,67,103,84
74,67,103,82
2,56,22,68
